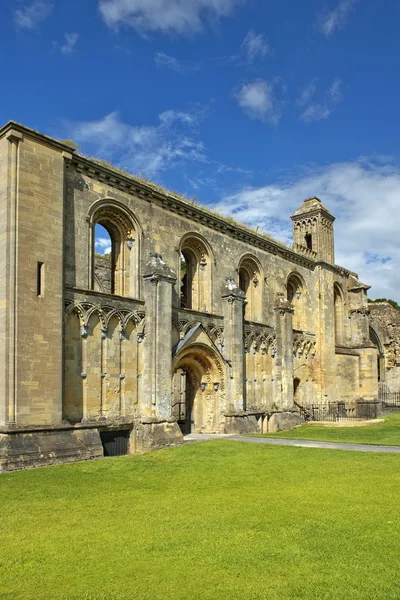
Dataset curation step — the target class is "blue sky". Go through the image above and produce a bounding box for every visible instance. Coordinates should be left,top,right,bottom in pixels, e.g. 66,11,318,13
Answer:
2,0,400,300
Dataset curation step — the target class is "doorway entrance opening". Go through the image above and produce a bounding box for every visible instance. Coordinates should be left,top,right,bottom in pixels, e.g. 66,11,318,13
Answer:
172,368,195,434
172,345,225,434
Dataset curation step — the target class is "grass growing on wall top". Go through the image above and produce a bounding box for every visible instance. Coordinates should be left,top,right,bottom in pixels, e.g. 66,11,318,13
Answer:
1,441,400,599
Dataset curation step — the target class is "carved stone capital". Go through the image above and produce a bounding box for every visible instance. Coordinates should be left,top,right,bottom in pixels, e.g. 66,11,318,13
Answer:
143,253,177,284
221,276,245,303
274,292,294,314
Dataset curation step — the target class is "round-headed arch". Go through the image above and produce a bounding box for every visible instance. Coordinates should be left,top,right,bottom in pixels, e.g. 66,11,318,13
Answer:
286,271,306,303
87,198,142,298
179,232,214,312
238,254,263,322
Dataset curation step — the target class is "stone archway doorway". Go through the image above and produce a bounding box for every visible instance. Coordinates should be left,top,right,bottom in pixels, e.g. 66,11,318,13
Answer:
172,344,225,434
172,368,196,435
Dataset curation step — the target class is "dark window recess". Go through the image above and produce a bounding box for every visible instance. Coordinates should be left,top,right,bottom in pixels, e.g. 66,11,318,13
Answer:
100,430,130,457
305,233,312,250
37,262,44,296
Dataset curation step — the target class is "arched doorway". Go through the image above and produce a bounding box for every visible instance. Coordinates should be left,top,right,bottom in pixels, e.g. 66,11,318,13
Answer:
172,367,197,434
172,344,225,434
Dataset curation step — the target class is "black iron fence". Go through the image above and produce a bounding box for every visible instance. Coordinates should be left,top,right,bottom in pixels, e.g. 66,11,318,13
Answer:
295,385,400,423
378,383,400,410
305,401,380,422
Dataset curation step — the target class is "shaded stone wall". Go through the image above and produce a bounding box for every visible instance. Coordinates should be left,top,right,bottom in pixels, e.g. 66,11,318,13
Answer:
94,254,112,294
369,302,400,391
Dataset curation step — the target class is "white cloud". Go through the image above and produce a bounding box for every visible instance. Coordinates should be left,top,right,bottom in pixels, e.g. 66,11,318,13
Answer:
328,77,343,103
154,52,201,74
211,159,400,301
60,32,79,55
301,104,332,123
234,79,282,124
240,30,270,64
14,0,52,29
317,0,358,37
98,0,246,35
297,79,317,107
95,237,112,255
68,108,207,177
299,78,343,123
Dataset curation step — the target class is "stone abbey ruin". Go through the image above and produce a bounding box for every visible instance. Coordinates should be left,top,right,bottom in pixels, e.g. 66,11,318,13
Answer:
0,121,387,471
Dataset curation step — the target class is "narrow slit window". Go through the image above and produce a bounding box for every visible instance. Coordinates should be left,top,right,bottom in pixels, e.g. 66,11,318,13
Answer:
37,262,44,296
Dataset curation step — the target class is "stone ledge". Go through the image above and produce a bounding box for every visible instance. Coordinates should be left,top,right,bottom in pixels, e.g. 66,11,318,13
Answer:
0,428,103,473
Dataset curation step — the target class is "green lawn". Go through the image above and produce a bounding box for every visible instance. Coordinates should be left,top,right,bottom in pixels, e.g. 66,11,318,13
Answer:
258,410,400,446
1,442,400,599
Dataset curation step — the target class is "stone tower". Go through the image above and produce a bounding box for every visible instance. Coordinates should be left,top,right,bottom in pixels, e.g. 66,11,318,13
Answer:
291,197,335,264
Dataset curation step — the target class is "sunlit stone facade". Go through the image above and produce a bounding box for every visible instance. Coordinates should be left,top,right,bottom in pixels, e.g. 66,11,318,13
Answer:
0,121,379,471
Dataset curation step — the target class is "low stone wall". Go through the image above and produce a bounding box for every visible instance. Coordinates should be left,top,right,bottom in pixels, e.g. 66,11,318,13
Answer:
265,412,305,433
0,427,103,472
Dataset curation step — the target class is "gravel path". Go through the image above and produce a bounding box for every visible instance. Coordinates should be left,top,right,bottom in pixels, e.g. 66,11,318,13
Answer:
183,433,400,453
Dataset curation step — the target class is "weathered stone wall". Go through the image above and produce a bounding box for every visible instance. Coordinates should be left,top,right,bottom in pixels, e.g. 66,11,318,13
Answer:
94,254,112,294
0,136,9,425
0,121,379,470
369,302,400,391
336,351,360,401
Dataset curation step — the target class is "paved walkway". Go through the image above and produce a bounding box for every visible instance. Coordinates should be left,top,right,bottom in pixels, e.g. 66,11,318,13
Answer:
183,433,400,454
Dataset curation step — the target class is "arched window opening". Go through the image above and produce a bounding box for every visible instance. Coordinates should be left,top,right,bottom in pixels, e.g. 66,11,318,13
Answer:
180,250,196,309
239,267,251,296
94,223,114,294
287,273,306,331
238,256,262,322
305,233,312,250
89,202,139,298
369,325,384,383
239,266,251,318
334,284,345,345
179,236,212,312
287,280,296,303
287,274,302,304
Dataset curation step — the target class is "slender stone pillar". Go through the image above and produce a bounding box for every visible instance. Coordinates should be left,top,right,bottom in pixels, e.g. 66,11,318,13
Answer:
142,253,176,417
221,276,259,434
316,265,336,403
138,254,182,450
273,292,294,411
221,276,246,413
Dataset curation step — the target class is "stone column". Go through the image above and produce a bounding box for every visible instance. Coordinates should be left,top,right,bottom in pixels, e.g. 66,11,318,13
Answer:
221,276,246,413
273,292,294,411
138,253,182,450
221,277,258,433
316,265,336,403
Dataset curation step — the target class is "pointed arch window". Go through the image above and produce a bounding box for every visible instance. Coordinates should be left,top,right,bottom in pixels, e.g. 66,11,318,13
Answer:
334,284,345,344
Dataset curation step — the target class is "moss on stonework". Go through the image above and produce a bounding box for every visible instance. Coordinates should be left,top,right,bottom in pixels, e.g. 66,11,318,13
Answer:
79,153,288,251
94,253,111,260
368,298,400,311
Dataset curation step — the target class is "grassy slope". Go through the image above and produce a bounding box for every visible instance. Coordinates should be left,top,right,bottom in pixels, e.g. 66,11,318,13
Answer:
1,441,400,600
258,411,400,445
